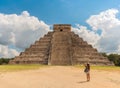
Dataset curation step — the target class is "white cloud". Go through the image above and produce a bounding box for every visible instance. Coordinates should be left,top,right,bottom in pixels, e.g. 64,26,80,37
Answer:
0,45,19,58
71,9,120,54
87,9,119,31
0,11,50,58
72,24,100,47
86,9,120,54
1,9,120,58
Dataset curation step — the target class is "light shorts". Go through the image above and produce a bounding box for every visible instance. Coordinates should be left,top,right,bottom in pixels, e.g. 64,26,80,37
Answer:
85,71,90,74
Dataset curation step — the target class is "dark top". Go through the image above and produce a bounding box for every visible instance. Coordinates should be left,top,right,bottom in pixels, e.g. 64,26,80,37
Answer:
84,63,90,72
86,63,90,71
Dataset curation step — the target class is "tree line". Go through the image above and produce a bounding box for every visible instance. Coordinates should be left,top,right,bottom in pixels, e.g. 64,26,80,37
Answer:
102,53,120,66
0,58,13,65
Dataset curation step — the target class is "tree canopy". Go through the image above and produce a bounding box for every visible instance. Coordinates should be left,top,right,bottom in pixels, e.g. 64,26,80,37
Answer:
101,53,120,66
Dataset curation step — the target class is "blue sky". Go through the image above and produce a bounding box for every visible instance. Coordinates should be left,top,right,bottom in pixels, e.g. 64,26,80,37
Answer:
1,0,120,57
0,0,120,26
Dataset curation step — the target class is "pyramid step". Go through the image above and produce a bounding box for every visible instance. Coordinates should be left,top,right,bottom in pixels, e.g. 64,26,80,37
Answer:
20,52,48,56
72,52,102,57
39,37,51,41
44,34,52,37
72,60,111,65
73,47,96,50
35,41,51,44
41,35,51,38
24,51,49,54
72,51,97,54
73,55,106,59
20,53,45,57
25,48,49,52
47,32,53,35
11,60,48,65
30,45,50,48
18,55,48,58
72,38,83,42
33,42,50,46
13,56,48,61
23,51,49,54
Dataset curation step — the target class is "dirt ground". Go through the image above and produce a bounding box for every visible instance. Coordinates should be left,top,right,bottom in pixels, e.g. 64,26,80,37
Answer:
0,66,120,88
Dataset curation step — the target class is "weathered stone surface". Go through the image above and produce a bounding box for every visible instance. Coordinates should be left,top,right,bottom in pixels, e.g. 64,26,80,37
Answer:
9,24,113,65
50,31,72,65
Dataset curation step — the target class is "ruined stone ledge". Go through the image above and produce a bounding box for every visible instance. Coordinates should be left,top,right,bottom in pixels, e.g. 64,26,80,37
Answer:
72,60,113,65
20,53,45,57
20,52,47,56
35,41,51,45
72,47,97,51
25,48,49,51
9,60,48,65
73,56,107,60
30,45,50,48
39,37,51,40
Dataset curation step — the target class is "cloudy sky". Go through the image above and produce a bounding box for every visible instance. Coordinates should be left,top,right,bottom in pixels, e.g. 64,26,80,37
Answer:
0,0,120,58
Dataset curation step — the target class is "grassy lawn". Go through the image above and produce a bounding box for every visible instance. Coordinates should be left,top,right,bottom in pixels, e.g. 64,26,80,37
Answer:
0,64,120,72
91,66,120,71
75,65,120,71
0,64,47,72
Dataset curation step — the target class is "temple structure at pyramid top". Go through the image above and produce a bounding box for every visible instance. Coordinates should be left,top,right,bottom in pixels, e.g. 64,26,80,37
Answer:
9,24,113,65
53,24,71,32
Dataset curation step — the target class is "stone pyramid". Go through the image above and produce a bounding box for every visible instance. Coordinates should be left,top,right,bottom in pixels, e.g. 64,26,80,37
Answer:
9,24,113,65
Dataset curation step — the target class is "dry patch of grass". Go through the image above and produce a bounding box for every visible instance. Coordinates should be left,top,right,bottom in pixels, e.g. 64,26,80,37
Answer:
91,66,120,71
0,64,119,73
75,65,120,72
0,64,47,72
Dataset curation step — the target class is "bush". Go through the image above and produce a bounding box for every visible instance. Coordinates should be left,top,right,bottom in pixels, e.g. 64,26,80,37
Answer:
101,53,120,66
0,58,12,65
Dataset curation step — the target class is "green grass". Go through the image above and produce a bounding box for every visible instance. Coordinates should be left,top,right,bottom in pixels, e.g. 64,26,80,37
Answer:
0,64,47,72
0,64,120,72
91,66,120,71
74,65,120,71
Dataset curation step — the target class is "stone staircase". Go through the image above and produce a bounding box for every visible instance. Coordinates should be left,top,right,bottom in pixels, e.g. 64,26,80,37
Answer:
9,32,53,64
71,32,112,65
50,31,72,65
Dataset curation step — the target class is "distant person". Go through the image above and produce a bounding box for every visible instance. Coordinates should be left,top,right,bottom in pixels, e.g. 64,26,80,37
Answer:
84,62,90,81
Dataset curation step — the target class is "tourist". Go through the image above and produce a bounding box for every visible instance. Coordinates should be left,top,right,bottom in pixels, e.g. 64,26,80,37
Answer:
84,62,90,81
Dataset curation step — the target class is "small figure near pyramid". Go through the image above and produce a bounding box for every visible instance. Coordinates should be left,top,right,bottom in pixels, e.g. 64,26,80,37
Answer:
9,24,113,65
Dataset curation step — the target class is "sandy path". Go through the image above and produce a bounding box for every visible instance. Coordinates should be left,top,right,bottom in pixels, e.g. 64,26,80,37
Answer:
0,66,120,88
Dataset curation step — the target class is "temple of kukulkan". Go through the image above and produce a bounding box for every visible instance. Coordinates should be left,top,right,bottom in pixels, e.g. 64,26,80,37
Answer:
9,24,113,65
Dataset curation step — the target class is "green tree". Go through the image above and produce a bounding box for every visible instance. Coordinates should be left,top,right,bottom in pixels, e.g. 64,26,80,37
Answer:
0,58,12,65
107,54,120,66
101,53,120,66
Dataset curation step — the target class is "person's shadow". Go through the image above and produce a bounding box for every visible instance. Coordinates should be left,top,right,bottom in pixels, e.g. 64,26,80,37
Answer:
77,81,88,84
